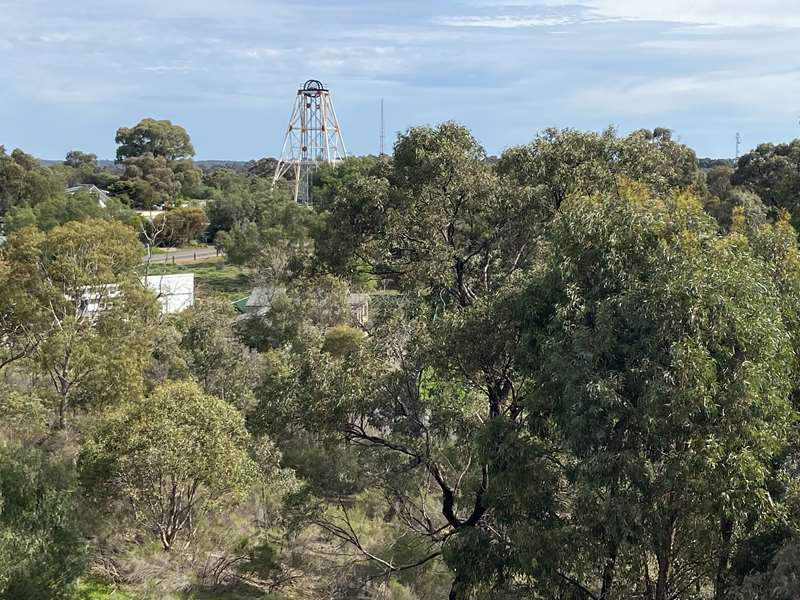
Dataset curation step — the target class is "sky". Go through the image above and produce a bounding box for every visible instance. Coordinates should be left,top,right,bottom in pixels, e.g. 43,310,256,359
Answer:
0,0,798,161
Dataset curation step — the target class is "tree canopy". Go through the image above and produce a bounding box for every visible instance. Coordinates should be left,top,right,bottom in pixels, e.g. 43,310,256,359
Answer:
115,118,195,162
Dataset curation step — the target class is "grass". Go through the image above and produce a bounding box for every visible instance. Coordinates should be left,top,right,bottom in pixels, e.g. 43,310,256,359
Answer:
140,257,252,302
73,579,136,599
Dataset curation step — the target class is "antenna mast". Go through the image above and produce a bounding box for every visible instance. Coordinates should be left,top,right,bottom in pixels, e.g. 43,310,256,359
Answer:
272,79,347,204
380,98,385,156
735,132,741,160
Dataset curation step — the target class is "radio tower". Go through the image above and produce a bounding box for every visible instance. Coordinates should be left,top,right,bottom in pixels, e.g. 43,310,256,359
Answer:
272,79,347,204
379,98,385,155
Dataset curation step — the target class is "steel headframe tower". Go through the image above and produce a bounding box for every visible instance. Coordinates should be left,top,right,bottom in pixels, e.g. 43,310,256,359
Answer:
272,79,347,204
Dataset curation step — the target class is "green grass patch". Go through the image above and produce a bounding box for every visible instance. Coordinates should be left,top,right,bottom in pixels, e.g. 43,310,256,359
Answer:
140,259,252,302
73,579,136,599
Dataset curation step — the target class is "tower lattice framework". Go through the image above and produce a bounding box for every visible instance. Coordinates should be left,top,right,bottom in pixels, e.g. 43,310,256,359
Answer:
272,79,347,204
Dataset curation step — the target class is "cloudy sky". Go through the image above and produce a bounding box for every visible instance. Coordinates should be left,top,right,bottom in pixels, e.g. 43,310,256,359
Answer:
0,0,798,160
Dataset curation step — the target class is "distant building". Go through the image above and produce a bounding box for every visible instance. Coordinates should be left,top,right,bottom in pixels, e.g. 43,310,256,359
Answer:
71,274,194,319
66,184,111,208
136,209,165,221
143,273,195,314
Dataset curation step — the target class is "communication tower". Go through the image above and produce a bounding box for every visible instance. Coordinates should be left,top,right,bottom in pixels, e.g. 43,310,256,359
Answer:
380,98,385,155
272,79,347,204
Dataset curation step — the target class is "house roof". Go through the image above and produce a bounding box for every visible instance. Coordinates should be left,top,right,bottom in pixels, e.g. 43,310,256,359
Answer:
66,184,110,208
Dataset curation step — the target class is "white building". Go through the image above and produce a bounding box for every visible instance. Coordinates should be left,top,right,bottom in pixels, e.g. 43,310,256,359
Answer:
66,184,111,208
143,273,195,314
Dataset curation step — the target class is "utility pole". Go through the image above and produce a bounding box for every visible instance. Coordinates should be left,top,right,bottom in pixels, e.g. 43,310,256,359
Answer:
379,98,385,156
272,79,347,204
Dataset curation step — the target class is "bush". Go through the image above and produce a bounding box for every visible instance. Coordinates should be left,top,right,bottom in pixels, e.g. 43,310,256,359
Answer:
0,444,86,599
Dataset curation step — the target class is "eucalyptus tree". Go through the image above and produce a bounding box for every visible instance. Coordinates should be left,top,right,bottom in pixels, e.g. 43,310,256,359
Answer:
498,187,800,600
0,219,159,428
732,139,800,228
265,123,767,599
79,380,258,551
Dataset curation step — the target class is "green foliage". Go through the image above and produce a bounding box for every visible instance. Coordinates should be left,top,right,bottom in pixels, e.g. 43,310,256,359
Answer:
149,207,208,246
0,219,159,428
237,274,351,352
79,380,259,551
210,181,314,267
0,146,66,214
497,126,703,213
173,298,261,412
116,154,181,209
0,443,86,599
321,324,366,357
5,121,800,600
115,118,195,162
503,185,800,598
64,150,98,169
110,119,203,208
4,191,138,233
733,139,800,228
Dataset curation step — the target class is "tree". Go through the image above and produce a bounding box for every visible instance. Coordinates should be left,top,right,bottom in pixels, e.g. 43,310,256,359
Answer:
173,298,261,412
115,118,195,162
498,185,799,600
0,219,159,428
296,123,795,598
208,170,314,266
205,172,294,238
0,146,64,214
171,158,205,199
0,443,86,599
116,154,181,209
3,191,138,233
273,123,542,597
79,380,258,551
732,139,800,228
311,156,390,278
64,150,98,169
497,126,704,216
149,206,208,246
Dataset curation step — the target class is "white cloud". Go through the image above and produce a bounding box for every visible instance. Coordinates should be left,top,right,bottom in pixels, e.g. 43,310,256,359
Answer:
436,14,571,28
581,0,800,28
471,0,800,28
574,70,800,116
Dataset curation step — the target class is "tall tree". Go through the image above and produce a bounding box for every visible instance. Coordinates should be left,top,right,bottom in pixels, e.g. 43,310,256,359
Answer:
115,118,195,162
296,123,786,599
500,186,799,600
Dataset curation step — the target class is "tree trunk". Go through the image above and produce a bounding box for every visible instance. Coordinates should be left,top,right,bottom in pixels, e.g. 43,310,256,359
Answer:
655,551,670,600
642,553,654,600
600,547,618,600
56,395,68,430
714,517,735,600
654,510,676,600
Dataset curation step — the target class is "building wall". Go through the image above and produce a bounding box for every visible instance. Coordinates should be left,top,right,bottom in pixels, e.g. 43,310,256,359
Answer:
143,273,195,314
